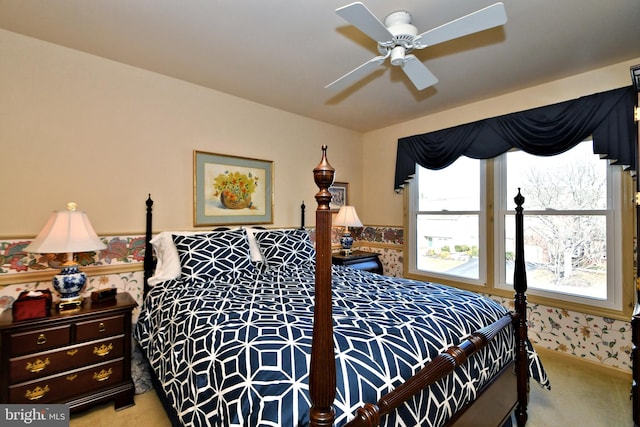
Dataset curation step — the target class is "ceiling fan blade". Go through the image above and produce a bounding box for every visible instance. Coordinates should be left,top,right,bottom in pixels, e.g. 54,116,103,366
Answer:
325,55,387,91
414,2,507,49
401,55,438,90
336,2,394,44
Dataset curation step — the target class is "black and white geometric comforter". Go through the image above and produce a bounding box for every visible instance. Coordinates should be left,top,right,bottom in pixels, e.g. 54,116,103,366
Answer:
134,265,549,427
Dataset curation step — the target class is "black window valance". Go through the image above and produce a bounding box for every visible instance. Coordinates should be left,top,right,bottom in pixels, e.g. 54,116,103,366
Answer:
394,85,637,191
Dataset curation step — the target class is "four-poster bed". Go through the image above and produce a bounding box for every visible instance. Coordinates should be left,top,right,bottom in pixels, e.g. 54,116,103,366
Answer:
135,146,548,426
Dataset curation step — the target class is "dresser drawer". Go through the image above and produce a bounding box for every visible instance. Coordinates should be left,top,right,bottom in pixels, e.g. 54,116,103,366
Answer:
9,335,125,384
9,358,124,404
9,325,71,357
76,314,125,342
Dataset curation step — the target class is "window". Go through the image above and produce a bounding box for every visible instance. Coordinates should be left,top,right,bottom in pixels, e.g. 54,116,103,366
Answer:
407,140,631,316
410,156,485,286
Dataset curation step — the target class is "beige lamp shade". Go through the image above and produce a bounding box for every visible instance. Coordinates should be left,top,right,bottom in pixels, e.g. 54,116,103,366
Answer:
333,205,363,229
334,205,362,255
25,203,106,254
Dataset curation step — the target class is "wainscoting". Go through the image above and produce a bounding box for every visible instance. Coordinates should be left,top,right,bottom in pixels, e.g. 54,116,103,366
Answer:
1,228,633,374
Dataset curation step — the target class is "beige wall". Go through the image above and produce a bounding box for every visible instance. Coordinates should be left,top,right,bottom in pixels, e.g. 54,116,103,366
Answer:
361,58,640,226
0,29,363,237
2,28,637,236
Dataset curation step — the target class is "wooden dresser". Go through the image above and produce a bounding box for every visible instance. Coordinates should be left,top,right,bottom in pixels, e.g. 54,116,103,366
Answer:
0,292,137,412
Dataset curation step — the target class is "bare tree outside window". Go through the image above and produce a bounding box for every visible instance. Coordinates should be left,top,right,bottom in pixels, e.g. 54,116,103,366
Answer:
506,142,608,299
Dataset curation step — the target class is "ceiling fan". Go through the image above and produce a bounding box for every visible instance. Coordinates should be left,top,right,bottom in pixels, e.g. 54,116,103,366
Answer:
326,2,507,91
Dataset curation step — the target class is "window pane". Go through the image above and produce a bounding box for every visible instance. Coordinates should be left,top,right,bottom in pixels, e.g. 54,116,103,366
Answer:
416,214,479,279
506,141,606,210
419,157,480,211
505,214,607,299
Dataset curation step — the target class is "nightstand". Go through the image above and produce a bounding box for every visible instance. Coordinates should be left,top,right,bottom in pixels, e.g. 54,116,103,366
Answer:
0,292,137,412
332,250,383,274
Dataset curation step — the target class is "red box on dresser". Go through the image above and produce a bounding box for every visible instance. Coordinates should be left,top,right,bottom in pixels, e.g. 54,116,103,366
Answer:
12,290,53,322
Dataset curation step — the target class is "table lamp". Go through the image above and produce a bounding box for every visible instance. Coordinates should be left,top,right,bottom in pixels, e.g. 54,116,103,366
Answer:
25,203,106,310
333,205,363,255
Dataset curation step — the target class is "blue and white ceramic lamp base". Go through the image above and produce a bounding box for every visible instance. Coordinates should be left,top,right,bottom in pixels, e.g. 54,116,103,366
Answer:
53,264,87,305
340,232,354,255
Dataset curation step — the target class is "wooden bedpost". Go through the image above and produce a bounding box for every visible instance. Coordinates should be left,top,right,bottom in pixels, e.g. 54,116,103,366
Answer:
143,194,154,295
513,189,529,426
310,145,337,426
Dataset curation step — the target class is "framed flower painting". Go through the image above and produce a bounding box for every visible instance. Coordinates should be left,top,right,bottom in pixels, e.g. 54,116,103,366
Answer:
194,151,274,226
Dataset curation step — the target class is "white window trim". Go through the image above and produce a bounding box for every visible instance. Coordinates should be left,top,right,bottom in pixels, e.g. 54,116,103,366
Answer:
406,148,631,318
406,162,487,288
493,154,624,311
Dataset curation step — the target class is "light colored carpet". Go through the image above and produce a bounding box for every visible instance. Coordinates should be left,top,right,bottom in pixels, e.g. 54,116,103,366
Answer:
69,350,633,426
526,350,632,427
70,388,171,427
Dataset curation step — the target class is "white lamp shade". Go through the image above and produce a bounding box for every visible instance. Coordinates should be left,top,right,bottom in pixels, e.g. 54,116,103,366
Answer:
333,206,363,228
25,207,106,254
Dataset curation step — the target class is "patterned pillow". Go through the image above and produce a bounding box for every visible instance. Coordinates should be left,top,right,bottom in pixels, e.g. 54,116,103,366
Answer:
148,230,215,285
254,229,315,270
172,229,253,281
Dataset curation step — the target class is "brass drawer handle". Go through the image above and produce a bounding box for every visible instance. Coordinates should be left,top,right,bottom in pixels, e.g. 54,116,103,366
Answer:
67,349,78,356
66,374,78,381
93,343,113,357
36,334,47,345
25,385,49,401
98,322,106,333
25,357,50,373
93,368,112,382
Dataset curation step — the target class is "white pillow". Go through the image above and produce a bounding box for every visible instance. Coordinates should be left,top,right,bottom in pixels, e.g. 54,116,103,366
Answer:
244,227,267,264
147,231,201,286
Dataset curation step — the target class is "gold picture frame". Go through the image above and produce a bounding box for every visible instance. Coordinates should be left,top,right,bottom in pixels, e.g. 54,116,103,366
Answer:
194,151,274,226
328,182,348,212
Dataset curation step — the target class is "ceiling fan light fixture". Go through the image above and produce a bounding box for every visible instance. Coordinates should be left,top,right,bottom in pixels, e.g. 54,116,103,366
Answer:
390,46,406,66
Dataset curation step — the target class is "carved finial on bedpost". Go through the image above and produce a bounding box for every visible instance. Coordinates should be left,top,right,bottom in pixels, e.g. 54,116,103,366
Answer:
314,145,335,211
310,145,336,427
514,188,524,214
513,188,529,426
300,201,306,230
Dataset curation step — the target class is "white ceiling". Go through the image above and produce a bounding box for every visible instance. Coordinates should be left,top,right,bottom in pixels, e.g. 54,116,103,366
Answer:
0,0,638,133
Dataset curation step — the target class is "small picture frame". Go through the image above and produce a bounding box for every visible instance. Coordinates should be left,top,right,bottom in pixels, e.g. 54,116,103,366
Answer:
194,151,274,226
328,182,348,211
